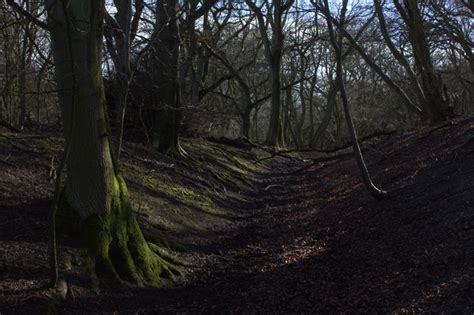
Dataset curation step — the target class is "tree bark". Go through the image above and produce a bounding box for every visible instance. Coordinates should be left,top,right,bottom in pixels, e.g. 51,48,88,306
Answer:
311,81,338,147
393,0,453,122
322,0,386,199
266,57,283,147
245,0,295,148
47,0,176,284
317,4,422,116
18,29,28,126
104,0,143,159
374,0,426,116
152,0,182,155
241,110,251,139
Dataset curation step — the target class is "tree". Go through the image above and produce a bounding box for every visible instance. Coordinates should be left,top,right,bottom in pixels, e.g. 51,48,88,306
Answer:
374,0,426,117
43,0,176,285
428,0,474,73
317,0,387,199
202,14,264,139
317,3,422,117
393,0,453,122
147,0,218,155
148,0,182,155
245,0,296,148
104,0,144,159
2,0,40,127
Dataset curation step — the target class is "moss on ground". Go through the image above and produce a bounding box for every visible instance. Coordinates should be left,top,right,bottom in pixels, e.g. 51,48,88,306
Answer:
120,137,270,250
57,175,180,285
50,135,270,286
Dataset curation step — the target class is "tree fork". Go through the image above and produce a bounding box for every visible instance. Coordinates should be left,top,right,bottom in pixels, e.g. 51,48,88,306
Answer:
323,0,387,199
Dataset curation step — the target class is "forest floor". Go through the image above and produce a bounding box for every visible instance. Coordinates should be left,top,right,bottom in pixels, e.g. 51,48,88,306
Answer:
1,118,473,314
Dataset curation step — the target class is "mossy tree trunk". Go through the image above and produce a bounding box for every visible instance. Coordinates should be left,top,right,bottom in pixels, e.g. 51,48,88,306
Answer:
47,0,176,284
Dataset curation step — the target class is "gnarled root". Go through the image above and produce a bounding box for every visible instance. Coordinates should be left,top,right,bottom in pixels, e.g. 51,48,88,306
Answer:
60,176,180,285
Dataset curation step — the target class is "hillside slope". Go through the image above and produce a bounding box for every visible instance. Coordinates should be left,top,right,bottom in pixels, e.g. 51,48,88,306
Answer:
0,118,473,313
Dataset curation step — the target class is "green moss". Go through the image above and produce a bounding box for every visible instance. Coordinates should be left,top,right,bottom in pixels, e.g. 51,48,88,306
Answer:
58,175,179,286
52,135,275,288
145,234,188,252
274,143,287,153
34,137,62,155
126,164,216,214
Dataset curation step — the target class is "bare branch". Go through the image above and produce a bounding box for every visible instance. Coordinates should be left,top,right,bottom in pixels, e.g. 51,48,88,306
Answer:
6,0,49,30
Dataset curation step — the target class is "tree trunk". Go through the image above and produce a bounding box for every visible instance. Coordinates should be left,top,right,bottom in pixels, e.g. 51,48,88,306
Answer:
152,0,182,155
296,63,307,147
265,57,283,148
18,22,29,126
240,92,252,139
324,0,386,199
47,0,176,284
406,1,450,122
336,59,386,199
393,0,453,122
112,77,129,159
374,0,426,115
244,0,292,149
253,104,259,141
321,5,422,116
241,111,251,139
308,76,316,147
311,81,338,147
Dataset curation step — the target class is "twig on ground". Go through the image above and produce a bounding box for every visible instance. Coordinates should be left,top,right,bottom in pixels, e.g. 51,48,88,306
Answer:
263,184,284,191
280,130,396,155
254,130,396,164
291,150,368,174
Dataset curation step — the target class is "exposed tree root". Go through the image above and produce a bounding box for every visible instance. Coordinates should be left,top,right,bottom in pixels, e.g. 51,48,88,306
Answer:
58,176,179,286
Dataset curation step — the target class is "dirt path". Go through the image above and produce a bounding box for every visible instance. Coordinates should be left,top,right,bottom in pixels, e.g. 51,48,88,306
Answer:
67,116,474,313
1,118,473,313
88,119,472,314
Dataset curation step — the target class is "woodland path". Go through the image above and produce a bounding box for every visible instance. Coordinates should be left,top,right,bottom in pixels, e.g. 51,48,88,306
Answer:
1,118,474,313
83,119,473,314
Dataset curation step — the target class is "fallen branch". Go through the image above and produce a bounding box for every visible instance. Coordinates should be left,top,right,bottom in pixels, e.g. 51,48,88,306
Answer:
254,151,296,163
291,151,359,174
228,138,298,163
255,130,395,163
281,130,396,155
264,184,284,191
0,120,21,133
0,134,32,151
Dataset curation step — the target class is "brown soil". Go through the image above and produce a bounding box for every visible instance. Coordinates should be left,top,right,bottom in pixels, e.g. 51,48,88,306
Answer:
0,118,473,314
